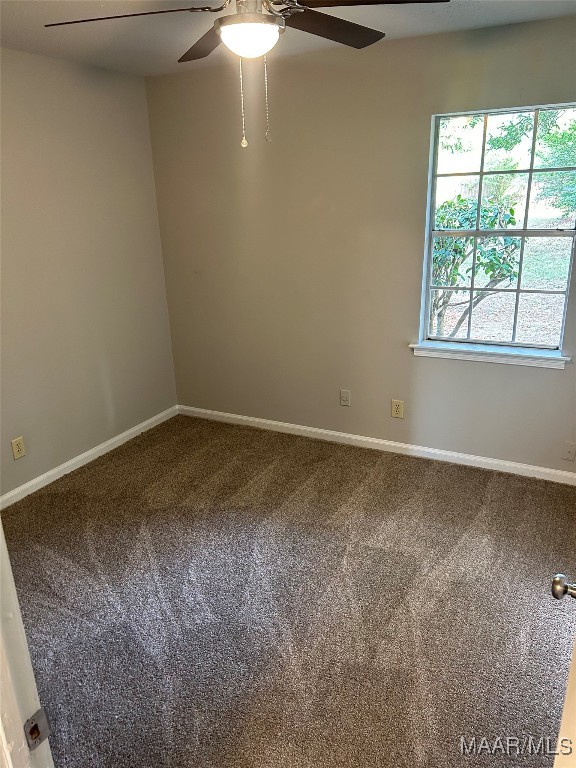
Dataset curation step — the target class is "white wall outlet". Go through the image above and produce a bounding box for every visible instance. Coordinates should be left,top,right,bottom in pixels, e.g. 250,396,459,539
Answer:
561,442,576,462
340,389,351,407
11,437,26,460
391,400,404,419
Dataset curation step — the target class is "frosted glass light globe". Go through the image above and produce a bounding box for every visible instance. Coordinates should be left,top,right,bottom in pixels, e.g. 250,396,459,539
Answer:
217,17,283,58
220,22,280,58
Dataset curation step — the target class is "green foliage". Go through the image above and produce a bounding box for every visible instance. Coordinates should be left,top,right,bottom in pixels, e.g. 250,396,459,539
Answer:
486,112,535,152
434,194,476,230
433,194,519,288
485,109,576,216
438,114,483,154
537,120,576,168
475,235,520,284
485,109,558,153
534,121,576,217
432,235,472,288
431,195,521,337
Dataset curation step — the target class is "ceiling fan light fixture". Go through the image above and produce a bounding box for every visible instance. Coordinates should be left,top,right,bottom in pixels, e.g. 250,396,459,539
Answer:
216,14,285,58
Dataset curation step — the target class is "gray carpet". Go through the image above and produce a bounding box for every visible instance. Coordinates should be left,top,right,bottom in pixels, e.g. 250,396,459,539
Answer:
2,415,575,768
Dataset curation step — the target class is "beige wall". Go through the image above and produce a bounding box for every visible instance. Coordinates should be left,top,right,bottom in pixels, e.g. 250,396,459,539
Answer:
1,48,177,495
146,16,576,473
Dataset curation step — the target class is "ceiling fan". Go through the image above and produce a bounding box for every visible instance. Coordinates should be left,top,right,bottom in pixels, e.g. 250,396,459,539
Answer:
46,0,450,62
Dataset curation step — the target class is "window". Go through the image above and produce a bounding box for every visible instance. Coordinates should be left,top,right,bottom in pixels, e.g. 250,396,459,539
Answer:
415,104,575,366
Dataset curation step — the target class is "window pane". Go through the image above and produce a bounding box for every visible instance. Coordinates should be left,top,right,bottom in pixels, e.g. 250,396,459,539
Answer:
431,237,474,287
480,173,528,229
474,236,522,289
436,115,484,174
429,289,470,339
484,111,534,172
434,176,479,230
515,293,566,347
534,107,576,169
520,237,572,291
527,171,576,229
469,291,516,342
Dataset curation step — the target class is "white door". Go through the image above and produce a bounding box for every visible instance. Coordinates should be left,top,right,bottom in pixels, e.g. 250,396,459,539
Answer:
553,574,576,768
555,638,575,767
0,521,54,768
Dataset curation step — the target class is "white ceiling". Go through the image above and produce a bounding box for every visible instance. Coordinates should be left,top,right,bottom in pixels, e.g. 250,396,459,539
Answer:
1,0,575,76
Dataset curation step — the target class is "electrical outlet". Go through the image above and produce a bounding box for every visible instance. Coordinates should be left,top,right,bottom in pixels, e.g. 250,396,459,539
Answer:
391,400,404,419
561,442,576,462
340,389,351,407
11,436,26,460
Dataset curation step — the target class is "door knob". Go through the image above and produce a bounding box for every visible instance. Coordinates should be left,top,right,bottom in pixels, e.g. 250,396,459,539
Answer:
552,574,576,600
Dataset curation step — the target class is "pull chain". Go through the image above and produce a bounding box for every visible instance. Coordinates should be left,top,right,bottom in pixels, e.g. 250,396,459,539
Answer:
239,58,248,148
264,54,271,142
238,55,272,147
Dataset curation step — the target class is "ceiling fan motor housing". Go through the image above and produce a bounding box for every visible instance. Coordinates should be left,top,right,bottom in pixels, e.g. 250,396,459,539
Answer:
215,14,286,32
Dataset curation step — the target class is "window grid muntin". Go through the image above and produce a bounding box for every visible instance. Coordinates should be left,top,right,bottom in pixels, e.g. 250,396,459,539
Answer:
426,104,576,350
430,286,566,295
467,114,488,338
436,166,576,178
512,108,537,342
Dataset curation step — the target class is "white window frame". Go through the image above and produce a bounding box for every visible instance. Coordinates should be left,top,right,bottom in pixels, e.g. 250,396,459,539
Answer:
411,103,575,369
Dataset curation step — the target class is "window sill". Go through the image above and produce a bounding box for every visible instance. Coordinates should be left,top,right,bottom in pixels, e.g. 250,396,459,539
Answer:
409,341,572,369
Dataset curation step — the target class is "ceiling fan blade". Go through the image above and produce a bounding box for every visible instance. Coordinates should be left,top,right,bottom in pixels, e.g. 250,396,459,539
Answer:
285,9,384,48
45,7,209,28
178,26,221,61
279,0,448,6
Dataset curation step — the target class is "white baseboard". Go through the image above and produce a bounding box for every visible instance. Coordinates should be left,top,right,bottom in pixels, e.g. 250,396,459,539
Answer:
1,403,573,511
179,405,576,487
0,406,179,511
